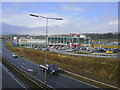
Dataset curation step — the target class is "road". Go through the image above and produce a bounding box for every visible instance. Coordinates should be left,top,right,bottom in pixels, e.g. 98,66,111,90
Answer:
0,42,28,89
2,65,27,88
2,43,100,89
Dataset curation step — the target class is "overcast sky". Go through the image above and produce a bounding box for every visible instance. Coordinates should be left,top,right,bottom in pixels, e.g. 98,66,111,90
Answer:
1,2,118,35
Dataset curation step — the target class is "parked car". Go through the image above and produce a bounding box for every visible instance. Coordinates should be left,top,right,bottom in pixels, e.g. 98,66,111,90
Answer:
111,48,119,53
50,46,55,49
91,47,99,52
106,50,114,54
34,47,38,50
72,48,79,51
55,47,59,49
42,48,49,51
98,49,106,53
86,47,90,51
58,47,64,50
66,49,73,52
12,53,18,58
80,47,86,50
38,48,42,50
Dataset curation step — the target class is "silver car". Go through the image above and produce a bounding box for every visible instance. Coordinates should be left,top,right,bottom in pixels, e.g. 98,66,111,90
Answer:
12,53,18,58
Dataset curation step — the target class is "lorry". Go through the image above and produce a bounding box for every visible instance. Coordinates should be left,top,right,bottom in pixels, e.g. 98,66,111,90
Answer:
40,64,59,75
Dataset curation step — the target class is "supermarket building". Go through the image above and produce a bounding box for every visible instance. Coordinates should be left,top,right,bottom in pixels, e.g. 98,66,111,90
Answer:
15,33,90,48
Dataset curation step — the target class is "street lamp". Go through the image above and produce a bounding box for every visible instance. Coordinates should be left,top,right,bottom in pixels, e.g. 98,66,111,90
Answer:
30,13,63,20
29,13,63,87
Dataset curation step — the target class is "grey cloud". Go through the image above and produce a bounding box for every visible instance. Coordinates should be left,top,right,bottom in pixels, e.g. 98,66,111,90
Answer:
2,23,45,35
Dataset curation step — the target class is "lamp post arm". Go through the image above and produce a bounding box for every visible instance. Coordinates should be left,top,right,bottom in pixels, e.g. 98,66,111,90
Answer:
48,18,63,20
39,16,48,19
30,13,63,20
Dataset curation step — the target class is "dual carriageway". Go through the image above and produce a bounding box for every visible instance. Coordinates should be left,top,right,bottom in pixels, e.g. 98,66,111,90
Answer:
1,42,100,89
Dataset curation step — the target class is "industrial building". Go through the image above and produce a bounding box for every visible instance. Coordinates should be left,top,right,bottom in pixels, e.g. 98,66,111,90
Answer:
15,33,90,48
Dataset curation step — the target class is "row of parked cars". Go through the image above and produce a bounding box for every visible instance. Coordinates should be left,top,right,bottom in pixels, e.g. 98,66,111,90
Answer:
89,47,120,53
55,46,120,54
50,46,66,50
27,46,50,51
49,46,120,54
27,45,120,54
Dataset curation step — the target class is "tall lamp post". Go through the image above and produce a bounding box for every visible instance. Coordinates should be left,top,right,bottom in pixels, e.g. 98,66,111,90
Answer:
29,13,63,87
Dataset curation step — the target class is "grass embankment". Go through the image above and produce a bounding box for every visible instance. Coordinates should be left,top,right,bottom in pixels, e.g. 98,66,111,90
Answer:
93,44,119,49
76,51,90,54
94,39,118,42
5,41,120,88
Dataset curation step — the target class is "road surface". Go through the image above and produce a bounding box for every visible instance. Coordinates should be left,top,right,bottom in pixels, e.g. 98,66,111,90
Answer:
2,64,27,88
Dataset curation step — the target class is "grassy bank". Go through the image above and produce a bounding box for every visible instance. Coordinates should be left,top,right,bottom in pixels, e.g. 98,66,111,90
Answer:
75,51,90,54
92,44,119,49
5,41,119,87
94,39,118,42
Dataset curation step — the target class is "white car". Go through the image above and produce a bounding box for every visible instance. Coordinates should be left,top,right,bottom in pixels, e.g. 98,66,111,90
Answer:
66,49,73,52
58,47,64,50
12,53,18,58
27,69,33,72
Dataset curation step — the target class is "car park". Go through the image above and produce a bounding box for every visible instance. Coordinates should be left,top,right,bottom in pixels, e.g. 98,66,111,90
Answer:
12,53,18,58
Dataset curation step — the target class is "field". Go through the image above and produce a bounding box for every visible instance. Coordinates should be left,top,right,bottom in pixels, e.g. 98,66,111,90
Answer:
5,41,120,87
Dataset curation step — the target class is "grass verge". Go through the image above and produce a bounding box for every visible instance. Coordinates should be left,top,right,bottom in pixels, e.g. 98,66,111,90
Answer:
75,51,90,54
93,44,119,49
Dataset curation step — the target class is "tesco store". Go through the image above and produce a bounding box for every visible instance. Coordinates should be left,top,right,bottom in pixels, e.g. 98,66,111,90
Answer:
16,33,90,48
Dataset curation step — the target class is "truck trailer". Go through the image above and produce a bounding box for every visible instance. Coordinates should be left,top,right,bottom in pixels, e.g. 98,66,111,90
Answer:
40,64,59,75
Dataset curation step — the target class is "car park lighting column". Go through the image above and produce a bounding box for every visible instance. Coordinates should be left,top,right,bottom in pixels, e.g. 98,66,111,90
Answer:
29,13,63,87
